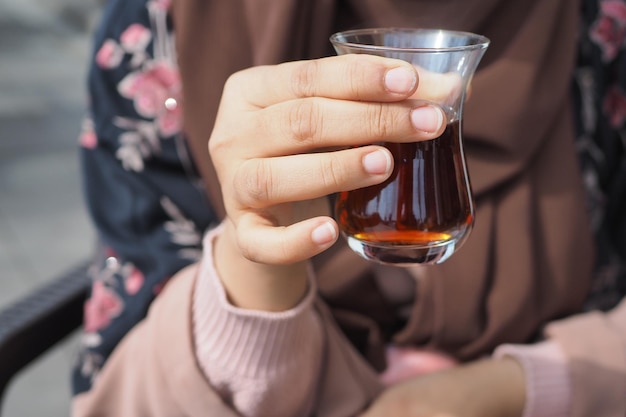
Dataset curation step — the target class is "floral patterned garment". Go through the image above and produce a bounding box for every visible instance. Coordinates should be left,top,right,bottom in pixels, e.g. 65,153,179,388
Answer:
73,0,626,395
74,0,217,394
574,0,626,311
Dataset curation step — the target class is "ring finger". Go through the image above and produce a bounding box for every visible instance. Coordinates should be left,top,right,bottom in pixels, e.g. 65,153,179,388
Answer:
230,145,393,210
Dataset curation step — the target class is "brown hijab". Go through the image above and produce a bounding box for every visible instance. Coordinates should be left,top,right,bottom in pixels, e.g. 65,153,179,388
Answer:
172,0,594,367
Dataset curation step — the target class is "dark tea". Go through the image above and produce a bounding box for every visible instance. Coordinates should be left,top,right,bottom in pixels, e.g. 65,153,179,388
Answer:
330,28,489,265
335,120,474,265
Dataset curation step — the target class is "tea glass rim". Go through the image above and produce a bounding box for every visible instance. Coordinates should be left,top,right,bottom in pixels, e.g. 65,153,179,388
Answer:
330,27,490,53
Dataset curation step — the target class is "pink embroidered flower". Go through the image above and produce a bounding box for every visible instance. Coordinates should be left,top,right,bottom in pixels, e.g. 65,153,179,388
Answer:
120,24,152,52
125,267,145,295
603,85,626,128
104,246,117,258
78,118,98,149
590,0,626,62
83,281,124,333
157,98,182,136
95,39,124,69
118,62,183,136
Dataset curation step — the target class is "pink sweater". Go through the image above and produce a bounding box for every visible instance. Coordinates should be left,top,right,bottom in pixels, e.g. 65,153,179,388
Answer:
192,223,573,417
192,223,322,417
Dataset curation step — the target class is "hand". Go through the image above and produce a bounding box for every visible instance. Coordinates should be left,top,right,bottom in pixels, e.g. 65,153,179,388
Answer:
361,358,526,417
380,346,458,385
208,55,447,310
210,54,447,264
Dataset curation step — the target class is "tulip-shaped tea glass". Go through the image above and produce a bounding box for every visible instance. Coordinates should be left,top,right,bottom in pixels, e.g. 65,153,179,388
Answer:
330,28,489,266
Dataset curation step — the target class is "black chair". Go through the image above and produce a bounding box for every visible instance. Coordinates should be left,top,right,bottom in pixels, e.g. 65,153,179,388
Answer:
0,260,91,413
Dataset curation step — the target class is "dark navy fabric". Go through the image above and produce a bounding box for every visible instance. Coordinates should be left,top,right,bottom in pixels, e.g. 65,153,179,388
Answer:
574,0,626,311
73,0,216,394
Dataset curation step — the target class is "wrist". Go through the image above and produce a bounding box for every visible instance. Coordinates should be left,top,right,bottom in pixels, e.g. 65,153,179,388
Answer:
457,358,526,417
212,219,310,311
494,357,527,417
494,341,571,417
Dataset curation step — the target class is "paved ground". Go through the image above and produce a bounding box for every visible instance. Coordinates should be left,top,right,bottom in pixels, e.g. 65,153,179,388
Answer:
0,2,100,415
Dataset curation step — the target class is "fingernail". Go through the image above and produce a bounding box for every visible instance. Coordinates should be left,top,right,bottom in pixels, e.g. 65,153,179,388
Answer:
411,105,444,134
311,222,337,245
384,67,417,94
362,150,391,175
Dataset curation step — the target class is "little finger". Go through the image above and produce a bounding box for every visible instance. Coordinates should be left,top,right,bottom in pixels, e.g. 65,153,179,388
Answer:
236,214,339,264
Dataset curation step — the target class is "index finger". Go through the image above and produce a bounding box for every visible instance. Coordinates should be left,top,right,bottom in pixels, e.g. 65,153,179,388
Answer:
225,54,419,109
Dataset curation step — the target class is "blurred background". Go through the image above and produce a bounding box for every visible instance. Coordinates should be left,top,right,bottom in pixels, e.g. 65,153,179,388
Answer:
0,0,101,415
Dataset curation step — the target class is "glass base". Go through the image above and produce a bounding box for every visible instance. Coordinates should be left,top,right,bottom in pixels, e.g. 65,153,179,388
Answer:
346,236,459,266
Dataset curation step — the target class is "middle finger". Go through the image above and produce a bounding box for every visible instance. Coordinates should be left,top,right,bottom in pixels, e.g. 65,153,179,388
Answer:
240,97,446,157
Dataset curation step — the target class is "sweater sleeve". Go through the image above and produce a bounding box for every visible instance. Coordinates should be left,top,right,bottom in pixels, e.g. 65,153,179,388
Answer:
191,222,324,417
493,341,572,417
543,298,626,417
494,297,626,417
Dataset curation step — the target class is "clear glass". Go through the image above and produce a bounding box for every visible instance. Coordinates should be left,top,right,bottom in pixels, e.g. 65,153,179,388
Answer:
330,28,490,266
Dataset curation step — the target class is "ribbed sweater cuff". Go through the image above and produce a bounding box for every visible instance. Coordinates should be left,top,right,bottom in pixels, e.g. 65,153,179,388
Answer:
192,222,321,380
494,340,572,417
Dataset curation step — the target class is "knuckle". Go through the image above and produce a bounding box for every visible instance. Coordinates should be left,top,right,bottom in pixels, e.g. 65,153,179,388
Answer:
235,217,292,264
274,230,300,265
289,60,319,98
222,70,245,97
208,125,243,170
208,138,229,175
366,103,394,139
287,99,321,144
345,55,367,99
233,160,273,208
235,228,259,261
277,240,295,264
208,131,228,158
318,156,344,189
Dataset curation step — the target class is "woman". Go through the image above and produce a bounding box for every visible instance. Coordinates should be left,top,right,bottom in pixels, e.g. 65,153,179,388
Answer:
72,0,626,416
